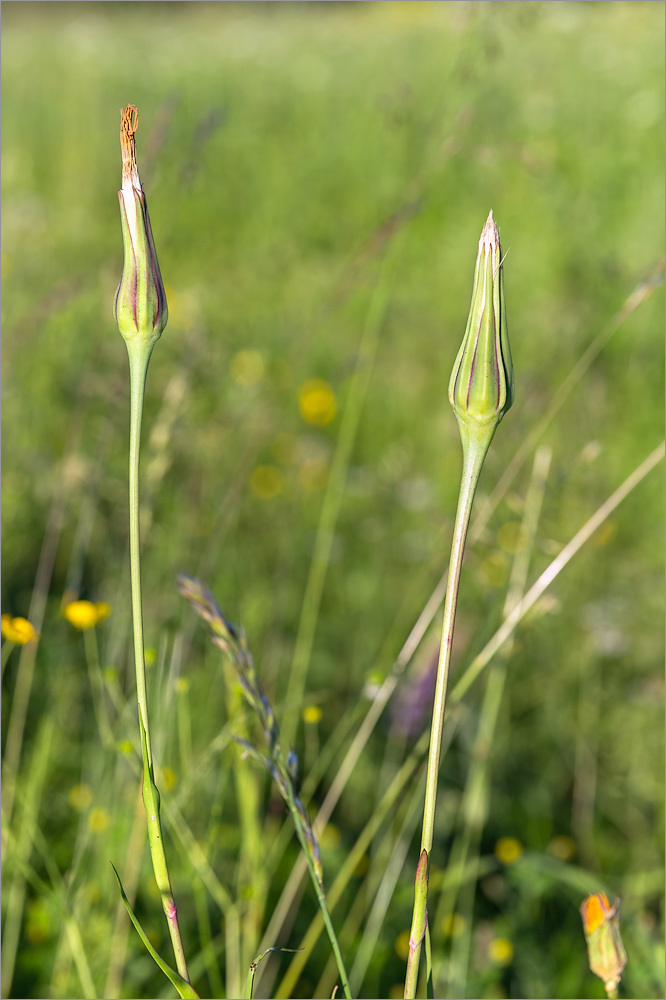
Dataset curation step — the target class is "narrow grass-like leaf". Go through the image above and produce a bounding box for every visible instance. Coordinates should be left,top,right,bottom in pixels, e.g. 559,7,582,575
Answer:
110,865,200,1000
244,946,303,1000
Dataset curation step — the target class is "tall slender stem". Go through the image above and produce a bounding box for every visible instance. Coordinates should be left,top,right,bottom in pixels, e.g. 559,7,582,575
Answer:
419,439,486,856
276,741,352,999
314,875,352,1000
128,342,154,767
126,340,192,986
404,434,490,1000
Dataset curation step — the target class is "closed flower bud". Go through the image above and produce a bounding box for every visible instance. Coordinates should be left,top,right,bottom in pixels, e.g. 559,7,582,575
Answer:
448,211,514,454
580,893,627,995
114,105,168,346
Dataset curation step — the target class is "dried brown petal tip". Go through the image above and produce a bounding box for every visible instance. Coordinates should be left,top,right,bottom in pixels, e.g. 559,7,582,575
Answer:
120,105,139,185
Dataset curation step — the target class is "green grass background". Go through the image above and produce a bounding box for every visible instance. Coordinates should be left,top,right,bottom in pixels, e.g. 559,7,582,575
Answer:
1,2,664,998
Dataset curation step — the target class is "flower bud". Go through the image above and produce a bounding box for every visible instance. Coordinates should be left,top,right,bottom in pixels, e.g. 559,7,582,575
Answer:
114,105,168,346
448,211,514,451
580,893,627,994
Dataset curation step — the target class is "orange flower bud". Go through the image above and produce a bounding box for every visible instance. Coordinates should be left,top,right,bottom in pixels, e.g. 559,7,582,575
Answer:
580,893,627,995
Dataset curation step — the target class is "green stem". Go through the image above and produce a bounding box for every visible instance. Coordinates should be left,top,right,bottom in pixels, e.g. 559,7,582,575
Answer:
126,340,192,987
1,640,15,681
276,740,352,1000
299,837,352,1000
404,428,491,1000
317,891,352,1000
127,342,154,768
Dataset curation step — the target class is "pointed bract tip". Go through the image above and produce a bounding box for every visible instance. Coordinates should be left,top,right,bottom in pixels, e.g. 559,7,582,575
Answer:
480,210,500,253
415,848,429,881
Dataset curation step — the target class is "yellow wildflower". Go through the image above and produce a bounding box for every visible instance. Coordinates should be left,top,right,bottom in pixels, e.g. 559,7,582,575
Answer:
87,807,110,834
488,937,514,966
68,784,93,811
299,378,337,426
302,705,323,724
1,614,40,645
494,836,524,865
63,601,111,630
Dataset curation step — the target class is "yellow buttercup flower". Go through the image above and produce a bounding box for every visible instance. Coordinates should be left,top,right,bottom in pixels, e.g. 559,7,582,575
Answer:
488,937,514,966
302,705,323,724
1,614,40,645
494,836,524,865
63,601,111,630
299,378,337,426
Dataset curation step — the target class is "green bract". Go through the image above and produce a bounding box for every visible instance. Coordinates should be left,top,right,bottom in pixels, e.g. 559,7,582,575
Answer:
448,211,514,450
114,106,168,347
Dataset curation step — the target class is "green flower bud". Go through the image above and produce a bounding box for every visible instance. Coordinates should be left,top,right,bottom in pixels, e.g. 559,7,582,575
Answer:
448,211,514,453
114,105,168,347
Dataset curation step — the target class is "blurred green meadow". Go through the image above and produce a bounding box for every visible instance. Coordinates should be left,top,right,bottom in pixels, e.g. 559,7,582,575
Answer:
1,2,664,998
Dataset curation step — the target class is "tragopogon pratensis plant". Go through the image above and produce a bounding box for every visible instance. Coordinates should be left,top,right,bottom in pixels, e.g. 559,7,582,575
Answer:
404,211,514,999
112,105,198,1000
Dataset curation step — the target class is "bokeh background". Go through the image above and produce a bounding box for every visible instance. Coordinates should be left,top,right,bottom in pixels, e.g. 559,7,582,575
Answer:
2,3,664,999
